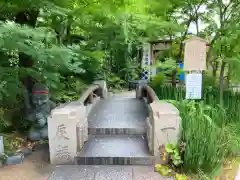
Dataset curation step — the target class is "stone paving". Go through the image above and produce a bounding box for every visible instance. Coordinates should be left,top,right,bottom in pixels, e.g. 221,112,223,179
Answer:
88,93,148,129
48,165,173,180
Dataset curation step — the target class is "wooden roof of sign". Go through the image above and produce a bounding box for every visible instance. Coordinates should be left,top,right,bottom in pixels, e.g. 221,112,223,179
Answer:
183,36,208,71
183,36,209,44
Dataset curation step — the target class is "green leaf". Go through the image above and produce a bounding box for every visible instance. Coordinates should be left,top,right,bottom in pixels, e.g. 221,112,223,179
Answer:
165,143,174,153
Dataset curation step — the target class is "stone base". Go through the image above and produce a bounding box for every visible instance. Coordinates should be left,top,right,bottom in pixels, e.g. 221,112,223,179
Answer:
88,128,146,135
75,156,154,165
75,135,153,165
5,153,24,165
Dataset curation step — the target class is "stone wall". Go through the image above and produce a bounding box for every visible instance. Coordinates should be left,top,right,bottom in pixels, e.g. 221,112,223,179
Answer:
48,81,107,165
136,84,181,164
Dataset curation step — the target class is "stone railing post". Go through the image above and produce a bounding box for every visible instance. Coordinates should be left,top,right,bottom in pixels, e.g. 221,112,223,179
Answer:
48,107,78,165
136,80,148,99
150,101,181,164
93,80,108,98
48,81,107,165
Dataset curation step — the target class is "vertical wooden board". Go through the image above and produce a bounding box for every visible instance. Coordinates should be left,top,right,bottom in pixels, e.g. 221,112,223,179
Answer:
184,36,207,71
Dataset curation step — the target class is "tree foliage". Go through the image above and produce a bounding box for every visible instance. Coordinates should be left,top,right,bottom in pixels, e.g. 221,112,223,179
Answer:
0,0,183,132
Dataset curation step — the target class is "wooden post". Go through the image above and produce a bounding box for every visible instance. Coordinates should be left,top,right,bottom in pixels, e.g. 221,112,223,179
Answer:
0,136,3,155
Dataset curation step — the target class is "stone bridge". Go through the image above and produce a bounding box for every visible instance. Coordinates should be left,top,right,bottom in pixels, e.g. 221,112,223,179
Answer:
48,80,181,167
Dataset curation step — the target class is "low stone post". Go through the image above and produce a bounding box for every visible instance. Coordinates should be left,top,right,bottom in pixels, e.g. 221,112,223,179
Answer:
136,80,148,99
93,80,108,98
150,101,181,164
48,107,78,165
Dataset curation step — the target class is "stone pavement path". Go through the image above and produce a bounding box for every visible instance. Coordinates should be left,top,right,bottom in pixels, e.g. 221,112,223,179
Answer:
0,146,173,180
88,91,148,130
48,165,173,180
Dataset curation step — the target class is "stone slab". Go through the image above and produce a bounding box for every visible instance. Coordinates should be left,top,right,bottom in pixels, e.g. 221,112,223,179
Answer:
78,135,150,157
95,166,132,180
5,153,24,165
48,165,173,180
88,128,146,135
88,97,148,129
133,166,174,180
48,166,96,180
75,135,153,165
75,156,154,165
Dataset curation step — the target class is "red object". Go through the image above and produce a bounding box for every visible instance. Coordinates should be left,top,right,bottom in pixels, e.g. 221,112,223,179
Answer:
32,90,49,94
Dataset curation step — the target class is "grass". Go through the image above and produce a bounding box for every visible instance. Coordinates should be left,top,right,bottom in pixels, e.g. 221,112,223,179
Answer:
153,85,240,176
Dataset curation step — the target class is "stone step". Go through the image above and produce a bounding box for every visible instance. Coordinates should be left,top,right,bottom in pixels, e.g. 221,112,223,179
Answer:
75,135,153,165
88,127,146,135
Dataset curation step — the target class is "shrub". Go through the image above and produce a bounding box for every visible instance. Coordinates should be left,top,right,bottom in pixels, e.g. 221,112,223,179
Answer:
171,100,230,173
150,72,165,88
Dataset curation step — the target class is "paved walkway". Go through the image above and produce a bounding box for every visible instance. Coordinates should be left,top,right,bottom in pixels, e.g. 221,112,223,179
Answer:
88,92,148,130
48,165,173,180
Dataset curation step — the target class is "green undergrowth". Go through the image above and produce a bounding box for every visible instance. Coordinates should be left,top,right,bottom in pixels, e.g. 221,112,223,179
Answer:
153,85,240,177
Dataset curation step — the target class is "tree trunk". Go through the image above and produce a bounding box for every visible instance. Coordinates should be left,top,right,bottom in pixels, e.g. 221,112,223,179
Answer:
195,19,199,36
226,64,231,88
65,16,72,45
15,10,39,93
172,19,192,87
212,60,218,77
219,61,226,106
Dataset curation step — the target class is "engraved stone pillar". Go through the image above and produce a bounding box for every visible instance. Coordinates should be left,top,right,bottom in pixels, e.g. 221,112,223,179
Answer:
150,101,181,164
64,102,87,152
48,107,78,165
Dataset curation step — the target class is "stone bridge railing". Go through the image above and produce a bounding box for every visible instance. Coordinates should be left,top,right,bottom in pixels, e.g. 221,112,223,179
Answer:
136,84,181,164
48,80,107,165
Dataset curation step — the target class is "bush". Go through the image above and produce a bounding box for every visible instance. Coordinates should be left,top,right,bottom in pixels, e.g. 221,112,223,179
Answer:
171,100,229,173
154,85,240,174
153,86,240,124
150,72,165,88
51,76,87,103
203,72,218,88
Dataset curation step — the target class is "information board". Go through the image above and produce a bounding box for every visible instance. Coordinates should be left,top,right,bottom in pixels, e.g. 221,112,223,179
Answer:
185,73,202,99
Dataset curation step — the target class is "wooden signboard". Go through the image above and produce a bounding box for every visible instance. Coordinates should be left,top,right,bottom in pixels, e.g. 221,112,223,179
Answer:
184,36,208,71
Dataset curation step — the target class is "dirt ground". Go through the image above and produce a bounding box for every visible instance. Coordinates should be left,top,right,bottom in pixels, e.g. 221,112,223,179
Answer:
0,145,54,180
215,157,240,180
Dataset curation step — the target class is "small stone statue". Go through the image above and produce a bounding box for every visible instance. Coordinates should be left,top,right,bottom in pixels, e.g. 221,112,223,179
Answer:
23,83,56,141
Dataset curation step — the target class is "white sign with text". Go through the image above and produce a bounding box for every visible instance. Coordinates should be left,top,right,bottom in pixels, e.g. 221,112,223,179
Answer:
186,73,202,99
